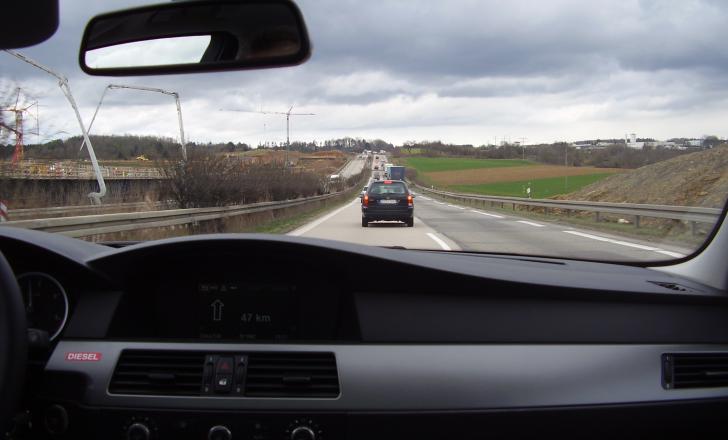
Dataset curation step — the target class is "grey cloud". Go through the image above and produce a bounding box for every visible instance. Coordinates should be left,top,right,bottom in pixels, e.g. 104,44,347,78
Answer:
3,0,728,145
301,0,728,79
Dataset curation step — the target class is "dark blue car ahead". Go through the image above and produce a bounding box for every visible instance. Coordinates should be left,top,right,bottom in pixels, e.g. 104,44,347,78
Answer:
361,180,414,227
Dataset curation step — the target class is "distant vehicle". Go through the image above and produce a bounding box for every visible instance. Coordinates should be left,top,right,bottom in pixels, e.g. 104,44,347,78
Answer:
361,180,414,227
330,174,341,181
389,166,405,180
375,156,379,160
384,163,394,177
374,165,379,170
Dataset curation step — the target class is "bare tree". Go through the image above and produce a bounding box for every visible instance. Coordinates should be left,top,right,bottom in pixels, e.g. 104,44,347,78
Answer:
159,148,325,209
0,81,18,146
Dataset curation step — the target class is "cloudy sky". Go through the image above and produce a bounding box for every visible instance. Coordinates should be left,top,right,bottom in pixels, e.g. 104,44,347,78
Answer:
2,0,728,147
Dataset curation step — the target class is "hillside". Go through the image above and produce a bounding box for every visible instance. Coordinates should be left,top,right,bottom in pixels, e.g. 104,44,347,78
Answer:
562,145,728,208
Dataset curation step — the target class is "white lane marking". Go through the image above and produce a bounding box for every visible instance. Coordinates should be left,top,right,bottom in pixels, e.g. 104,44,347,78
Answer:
419,196,431,200
434,201,446,205
447,204,466,210
288,199,359,236
656,250,687,258
516,220,544,227
426,232,452,251
470,210,504,219
563,230,655,250
563,230,687,257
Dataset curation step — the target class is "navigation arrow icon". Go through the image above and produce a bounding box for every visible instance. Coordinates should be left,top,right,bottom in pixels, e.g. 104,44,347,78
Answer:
211,299,224,321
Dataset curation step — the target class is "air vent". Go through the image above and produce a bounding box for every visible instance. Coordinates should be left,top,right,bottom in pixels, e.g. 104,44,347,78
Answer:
245,352,339,398
663,353,728,389
109,350,205,395
648,281,702,293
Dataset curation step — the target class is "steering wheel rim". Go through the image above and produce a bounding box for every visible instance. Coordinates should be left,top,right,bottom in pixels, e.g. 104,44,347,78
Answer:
0,251,27,431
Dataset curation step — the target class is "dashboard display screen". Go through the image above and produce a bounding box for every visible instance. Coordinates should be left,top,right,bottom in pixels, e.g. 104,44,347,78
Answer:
197,282,298,340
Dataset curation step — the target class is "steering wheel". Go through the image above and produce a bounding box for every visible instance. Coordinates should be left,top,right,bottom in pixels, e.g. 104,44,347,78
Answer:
0,251,27,432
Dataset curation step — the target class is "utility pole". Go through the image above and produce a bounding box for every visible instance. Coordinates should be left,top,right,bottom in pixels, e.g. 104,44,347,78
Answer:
564,142,569,191
221,106,315,168
80,84,187,160
519,137,527,160
4,49,106,204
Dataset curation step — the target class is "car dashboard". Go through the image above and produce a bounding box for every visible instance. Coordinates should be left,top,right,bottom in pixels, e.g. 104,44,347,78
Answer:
2,227,728,439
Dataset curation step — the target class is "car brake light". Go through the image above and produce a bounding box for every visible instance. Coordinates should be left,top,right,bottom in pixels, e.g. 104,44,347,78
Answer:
384,180,392,184
407,194,413,206
363,194,369,206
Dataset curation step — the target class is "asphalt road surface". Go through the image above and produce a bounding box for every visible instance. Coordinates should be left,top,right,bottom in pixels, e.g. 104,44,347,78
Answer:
291,174,693,262
290,197,460,250
338,157,367,178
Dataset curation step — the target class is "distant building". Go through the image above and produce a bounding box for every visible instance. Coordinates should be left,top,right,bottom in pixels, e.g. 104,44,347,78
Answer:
625,133,644,149
645,141,679,149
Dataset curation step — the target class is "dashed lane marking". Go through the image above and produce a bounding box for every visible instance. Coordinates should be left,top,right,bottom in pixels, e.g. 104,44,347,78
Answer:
516,220,545,227
426,232,452,251
470,210,505,219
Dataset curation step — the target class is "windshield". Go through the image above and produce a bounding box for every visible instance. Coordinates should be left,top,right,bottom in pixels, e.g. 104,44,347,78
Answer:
369,182,407,195
1,0,727,263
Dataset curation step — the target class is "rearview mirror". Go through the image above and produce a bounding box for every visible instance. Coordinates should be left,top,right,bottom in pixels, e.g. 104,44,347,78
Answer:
79,0,311,76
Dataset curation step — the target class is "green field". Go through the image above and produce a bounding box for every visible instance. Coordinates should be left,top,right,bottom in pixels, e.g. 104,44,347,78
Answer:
450,173,615,199
404,157,533,173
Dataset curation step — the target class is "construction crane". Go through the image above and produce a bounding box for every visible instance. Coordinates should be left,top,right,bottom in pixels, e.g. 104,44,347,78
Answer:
221,105,314,167
3,49,106,204
80,84,187,160
0,88,38,164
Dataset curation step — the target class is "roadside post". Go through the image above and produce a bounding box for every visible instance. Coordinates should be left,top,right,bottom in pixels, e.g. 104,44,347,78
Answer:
0,200,8,222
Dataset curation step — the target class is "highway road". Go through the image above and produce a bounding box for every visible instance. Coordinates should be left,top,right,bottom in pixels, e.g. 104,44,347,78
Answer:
338,157,367,178
291,165,693,261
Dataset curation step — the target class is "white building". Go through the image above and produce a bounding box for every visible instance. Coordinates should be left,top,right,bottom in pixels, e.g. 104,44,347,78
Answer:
625,133,644,149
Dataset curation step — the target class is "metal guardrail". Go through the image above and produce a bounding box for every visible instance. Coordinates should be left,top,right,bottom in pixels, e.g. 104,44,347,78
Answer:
7,201,176,221
412,184,723,228
0,192,343,238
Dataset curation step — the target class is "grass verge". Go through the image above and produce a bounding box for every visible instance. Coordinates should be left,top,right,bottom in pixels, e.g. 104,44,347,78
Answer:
253,195,355,234
450,173,615,198
253,170,366,234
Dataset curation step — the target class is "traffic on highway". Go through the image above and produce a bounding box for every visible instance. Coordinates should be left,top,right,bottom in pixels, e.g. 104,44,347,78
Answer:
293,152,693,261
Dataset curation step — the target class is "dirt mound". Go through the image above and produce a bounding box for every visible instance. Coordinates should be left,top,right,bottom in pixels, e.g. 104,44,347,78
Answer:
561,145,728,208
308,150,346,158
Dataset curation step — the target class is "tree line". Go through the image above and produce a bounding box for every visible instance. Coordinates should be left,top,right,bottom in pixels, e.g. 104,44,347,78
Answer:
0,135,252,161
2,133,721,169
394,140,720,169
1,134,395,161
